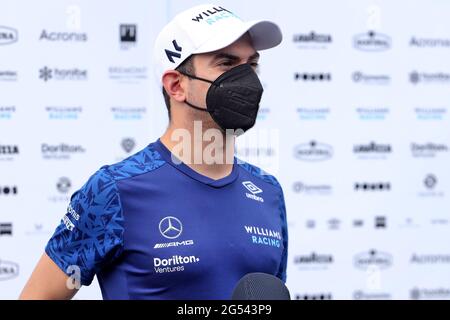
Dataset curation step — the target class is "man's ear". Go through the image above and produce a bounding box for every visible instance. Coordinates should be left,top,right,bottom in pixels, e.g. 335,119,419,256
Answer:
162,70,186,103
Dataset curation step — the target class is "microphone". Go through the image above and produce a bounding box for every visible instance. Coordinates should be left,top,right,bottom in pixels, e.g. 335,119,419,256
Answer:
231,272,291,300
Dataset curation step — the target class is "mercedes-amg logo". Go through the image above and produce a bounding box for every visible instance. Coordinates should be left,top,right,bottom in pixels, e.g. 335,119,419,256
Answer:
159,216,182,239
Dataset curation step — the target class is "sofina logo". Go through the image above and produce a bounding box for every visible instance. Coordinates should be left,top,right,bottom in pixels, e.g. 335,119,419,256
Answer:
0,259,19,281
242,181,264,202
0,26,18,45
159,216,183,239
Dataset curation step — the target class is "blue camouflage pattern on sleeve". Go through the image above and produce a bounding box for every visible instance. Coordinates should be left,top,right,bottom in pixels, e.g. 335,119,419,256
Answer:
45,166,124,286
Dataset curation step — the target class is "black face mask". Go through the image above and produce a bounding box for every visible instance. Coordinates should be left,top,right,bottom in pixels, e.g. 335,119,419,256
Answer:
179,63,264,134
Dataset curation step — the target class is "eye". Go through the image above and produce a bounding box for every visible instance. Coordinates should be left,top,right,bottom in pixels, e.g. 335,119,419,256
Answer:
219,60,234,67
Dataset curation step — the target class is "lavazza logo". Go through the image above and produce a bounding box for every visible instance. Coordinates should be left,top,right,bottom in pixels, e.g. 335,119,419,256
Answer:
293,31,332,49
242,181,264,203
294,252,334,270
353,142,392,157
153,216,197,274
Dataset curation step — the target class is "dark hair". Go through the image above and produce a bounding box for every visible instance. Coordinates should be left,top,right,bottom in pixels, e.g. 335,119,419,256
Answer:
162,55,195,120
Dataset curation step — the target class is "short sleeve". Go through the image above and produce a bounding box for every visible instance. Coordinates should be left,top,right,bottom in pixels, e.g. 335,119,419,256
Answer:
45,166,124,286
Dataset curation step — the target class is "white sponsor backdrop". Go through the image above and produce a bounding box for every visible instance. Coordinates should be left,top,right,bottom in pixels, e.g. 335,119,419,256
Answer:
1,0,449,300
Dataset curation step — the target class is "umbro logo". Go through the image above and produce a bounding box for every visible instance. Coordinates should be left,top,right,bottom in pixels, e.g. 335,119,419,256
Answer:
242,181,264,203
242,181,263,194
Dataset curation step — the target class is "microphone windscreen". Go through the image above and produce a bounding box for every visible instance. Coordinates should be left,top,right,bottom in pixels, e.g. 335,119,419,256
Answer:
231,272,291,300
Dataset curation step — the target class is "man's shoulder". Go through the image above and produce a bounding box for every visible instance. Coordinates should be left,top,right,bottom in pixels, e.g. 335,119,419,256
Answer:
236,158,282,191
100,142,167,182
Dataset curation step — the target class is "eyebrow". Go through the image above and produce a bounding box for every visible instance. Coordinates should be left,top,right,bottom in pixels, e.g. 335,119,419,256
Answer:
210,52,260,64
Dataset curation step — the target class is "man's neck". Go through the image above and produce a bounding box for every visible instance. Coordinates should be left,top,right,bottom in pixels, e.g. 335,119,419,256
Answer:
160,124,236,180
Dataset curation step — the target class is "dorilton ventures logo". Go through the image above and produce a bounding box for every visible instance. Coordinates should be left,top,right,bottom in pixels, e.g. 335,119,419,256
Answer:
293,31,332,49
353,31,391,51
39,66,88,81
411,142,448,158
294,141,333,161
410,254,450,265
410,37,450,48
39,29,87,42
354,249,393,270
294,72,331,82
0,26,18,45
41,143,86,160
352,71,390,85
410,71,450,84
0,259,19,281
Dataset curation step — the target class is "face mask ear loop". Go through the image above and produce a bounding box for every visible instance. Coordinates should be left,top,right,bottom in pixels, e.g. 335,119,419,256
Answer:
177,70,217,112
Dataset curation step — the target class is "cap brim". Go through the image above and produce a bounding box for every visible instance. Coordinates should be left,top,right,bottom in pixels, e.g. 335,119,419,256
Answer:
193,20,282,55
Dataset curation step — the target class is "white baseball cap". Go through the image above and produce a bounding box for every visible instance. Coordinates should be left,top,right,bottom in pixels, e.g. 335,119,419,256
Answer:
153,3,283,83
